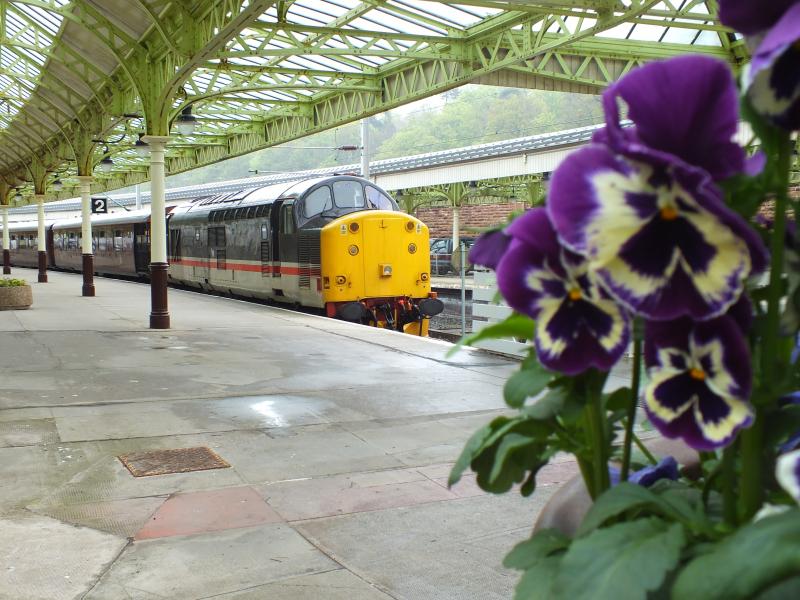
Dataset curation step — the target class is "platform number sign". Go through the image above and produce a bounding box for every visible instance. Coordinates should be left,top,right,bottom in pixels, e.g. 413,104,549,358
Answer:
91,197,108,214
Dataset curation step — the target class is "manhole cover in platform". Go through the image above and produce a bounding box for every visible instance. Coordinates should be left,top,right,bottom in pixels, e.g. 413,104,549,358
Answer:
118,447,230,477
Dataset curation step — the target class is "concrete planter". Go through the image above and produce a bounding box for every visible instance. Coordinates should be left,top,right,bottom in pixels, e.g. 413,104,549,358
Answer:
0,284,32,310
535,438,701,537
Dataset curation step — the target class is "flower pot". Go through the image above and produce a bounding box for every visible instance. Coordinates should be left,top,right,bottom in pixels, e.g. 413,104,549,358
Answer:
0,284,32,310
534,438,701,537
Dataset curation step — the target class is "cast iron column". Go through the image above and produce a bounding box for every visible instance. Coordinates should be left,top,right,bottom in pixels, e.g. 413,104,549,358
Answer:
36,194,47,283
2,205,9,274
78,176,95,296
143,135,170,329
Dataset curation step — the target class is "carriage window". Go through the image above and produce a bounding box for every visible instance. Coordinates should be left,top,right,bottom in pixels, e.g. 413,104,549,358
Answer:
98,230,107,252
280,203,296,234
303,186,332,218
10,235,16,250
195,227,201,242
69,232,77,250
332,181,365,209
261,223,268,240
114,229,123,251
365,185,395,210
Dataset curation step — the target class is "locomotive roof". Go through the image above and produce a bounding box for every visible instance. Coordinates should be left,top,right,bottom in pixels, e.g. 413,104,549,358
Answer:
174,175,369,219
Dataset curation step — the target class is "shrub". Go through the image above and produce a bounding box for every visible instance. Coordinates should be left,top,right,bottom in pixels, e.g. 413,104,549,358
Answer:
0,278,29,287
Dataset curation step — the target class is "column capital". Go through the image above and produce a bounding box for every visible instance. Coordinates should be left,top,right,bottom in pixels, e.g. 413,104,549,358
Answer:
34,193,46,203
141,135,170,150
76,175,93,184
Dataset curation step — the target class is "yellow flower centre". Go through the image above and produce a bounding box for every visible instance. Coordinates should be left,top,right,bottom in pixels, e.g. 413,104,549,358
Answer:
660,206,679,221
689,368,706,381
568,288,582,301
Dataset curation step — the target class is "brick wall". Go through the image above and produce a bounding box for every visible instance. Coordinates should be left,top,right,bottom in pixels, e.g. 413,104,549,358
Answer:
416,202,529,238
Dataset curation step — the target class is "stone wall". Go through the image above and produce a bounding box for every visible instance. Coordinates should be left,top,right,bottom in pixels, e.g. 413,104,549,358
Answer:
416,202,529,238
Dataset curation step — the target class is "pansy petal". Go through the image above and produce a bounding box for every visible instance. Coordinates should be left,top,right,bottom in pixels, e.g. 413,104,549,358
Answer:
496,239,552,318
551,152,758,320
718,0,796,35
747,4,800,131
535,295,629,374
603,56,745,180
628,456,680,487
506,206,561,259
776,449,800,504
644,312,754,450
469,229,511,271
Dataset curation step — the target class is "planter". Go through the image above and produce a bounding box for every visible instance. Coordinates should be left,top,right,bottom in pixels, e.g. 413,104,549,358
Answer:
535,438,701,537
0,284,32,310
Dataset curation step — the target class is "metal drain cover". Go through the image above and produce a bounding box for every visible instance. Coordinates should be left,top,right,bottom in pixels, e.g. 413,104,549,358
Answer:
118,447,230,477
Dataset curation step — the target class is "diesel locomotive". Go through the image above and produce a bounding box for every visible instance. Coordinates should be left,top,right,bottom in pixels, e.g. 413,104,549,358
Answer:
3,176,443,335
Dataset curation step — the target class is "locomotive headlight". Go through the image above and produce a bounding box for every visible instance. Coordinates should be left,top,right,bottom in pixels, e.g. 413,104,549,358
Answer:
348,244,359,256
408,243,417,254
349,222,360,233
405,221,415,232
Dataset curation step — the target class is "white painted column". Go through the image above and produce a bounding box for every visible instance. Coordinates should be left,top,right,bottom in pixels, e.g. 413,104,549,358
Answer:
2,206,8,250
142,135,170,328
145,136,168,264
78,175,95,296
78,176,92,253
2,204,9,274
35,193,47,282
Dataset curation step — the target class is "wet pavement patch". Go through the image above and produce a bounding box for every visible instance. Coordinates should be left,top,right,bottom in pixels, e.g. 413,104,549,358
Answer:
118,446,230,477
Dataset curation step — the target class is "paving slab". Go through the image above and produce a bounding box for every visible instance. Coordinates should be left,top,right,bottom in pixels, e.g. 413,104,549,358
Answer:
296,492,554,600
207,569,394,599
84,523,339,600
0,514,126,600
136,486,283,539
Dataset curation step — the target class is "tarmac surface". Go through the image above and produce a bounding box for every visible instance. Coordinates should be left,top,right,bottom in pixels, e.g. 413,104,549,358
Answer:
0,269,608,600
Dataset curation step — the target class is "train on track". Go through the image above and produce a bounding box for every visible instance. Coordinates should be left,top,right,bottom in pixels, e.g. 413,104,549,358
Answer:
3,175,444,335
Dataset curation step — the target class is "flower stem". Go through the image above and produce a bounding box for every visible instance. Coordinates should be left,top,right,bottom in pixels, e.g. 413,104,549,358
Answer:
739,131,792,520
722,443,738,527
584,370,610,498
621,322,643,482
632,431,658,465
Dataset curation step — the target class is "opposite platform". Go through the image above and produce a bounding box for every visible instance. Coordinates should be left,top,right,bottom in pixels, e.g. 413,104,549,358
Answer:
0,269,581,600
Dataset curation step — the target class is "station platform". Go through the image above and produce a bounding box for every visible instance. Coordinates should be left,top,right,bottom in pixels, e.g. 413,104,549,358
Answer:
0,269,588,600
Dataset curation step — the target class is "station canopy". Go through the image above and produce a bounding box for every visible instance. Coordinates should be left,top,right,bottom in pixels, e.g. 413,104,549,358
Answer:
0,1,743,202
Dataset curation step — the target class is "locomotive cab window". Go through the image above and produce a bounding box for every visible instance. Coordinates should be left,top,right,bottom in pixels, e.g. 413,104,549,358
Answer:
302,186,333,219
332,180,365,209
365,185,396,211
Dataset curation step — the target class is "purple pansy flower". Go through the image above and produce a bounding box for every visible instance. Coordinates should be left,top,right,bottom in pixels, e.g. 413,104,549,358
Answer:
643,305,754,451
609,456,680,487
469,229,511,271
779,392,800,453
495,208,629,375
548,57,768,322
720,0,800,130
777,449,800,504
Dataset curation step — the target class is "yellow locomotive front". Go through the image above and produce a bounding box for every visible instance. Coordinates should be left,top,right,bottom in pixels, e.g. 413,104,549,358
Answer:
320,210,443,335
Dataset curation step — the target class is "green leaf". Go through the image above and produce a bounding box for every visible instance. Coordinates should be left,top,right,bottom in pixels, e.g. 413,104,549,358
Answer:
504,529,570,570
504,359,552,408
555,518,685,600
605,387,633,412
521,387,568,420
672,509,800,600
514,556,561,600
446,312,534,356
578,482,693,536
449,416,514,486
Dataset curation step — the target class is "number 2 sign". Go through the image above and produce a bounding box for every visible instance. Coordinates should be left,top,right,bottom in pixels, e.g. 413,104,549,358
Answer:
91,197,108,214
